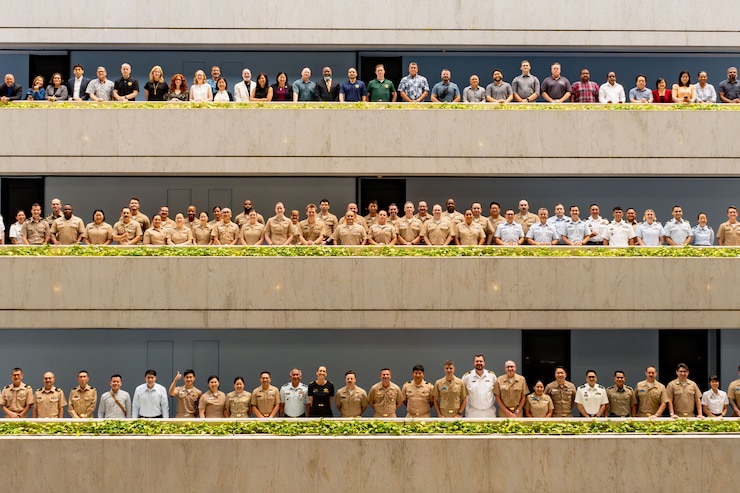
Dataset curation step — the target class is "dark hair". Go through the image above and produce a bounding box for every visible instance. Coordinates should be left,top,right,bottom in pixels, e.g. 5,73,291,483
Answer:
709,374,719,383
73,64,84,71
275,72,288,85
207,375,220,383
145,369,157,377
216,77,228,89
676,363,689,371
613,370,625,377
183,369,195,377
233,376,244,384
412,364,424,373
554,366,567,373
92,209,105,221
260,371,271,377
344,370,356,377
677,70,691,87
635,74,647,82
489,202,500,208
11,368,22,373
110,374,122,380
256,73,268,88
78,370,89,377
585,369,597,376
613,206,623,212
655,77,666,87
492,69,503,77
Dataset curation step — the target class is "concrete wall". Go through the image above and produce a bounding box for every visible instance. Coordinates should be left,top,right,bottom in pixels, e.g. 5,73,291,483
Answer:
0,256,734,330
0,435,734,491
1,107,739,177
1,1,739,49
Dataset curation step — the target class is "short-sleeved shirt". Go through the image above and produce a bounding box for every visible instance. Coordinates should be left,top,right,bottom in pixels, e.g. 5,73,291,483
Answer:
463,86,486,102
86,78,114,100
114,77,139,98
333,223,366,245
166,227,193,245
211,222,240,244
143,227,166,245
402,380,434,417
50,215,85,244
0,384,34,414
250,385,281,416
727,378,740,409
692,225,715,246
68,386,97,418
666,379,701,417
431,82,460,102
564,219,591,244
335,385,368,417
456,221,485,245
21,218,49,245
718,221,740,245
369,223,396,244
629,87,653,102
298,219,326,243
526,222,559,244
701,389,729,415
494,222,524,244
398,74,429,101
511,74,540,99
421,218,454,245
663,218,692,245
129,212,150,231
485,81,513,100
603,220,636,246
280,383,309,417
544,381,576,417
292,80,317,101
368,381,402,417
574,383,608,416
240,222,265,245
494,374,529,415
432,376,468,417
226,391,252,417
585,216,610,242
514,212,538,235
308,380,334,417
198,391,226,418
541,76,572,100
462,369,497,415
571,80,600,102
396,216,422,243
635,380,669,416
174,386,202,418
193,224,213,245
264,216,293,245
606,385,637,416
367,79,396,102
84,222,114,245
525,393,554,417
339,80,368,102
635,222,665,246
318,213,339,236
113,220,142,243
35,387,66,418
719,79,740,100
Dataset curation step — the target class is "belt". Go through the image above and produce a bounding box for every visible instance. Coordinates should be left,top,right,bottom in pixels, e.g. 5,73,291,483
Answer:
285,413,306,418
609,413,630,417
508,406,516,411
233,413,247,418
140,414,163,419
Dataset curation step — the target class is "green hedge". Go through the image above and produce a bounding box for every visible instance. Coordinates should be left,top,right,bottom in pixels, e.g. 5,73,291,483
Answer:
1,419,738,436
0,245,738,257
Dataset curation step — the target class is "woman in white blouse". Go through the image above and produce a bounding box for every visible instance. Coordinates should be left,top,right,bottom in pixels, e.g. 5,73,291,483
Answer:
189,70,213,101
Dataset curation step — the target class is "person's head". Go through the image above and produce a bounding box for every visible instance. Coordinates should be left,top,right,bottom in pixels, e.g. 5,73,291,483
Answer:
676,363,689,380
316,366,327,380
290,210,300,223
473,355,485,370
96,67,107,81
3,74,14,86
274,202,285,216
697,71,708,85
518,200,529,214
10,368,23,385
347,67,358,81
471,202,482,217
377,209,388,224
256,73,268,88
322,67,332,80
635,74,647,90
538,207,549,223
344,210,355,225
444,360,455,378
51,72,63,87
145,369,157,387
187,205,197,220
709,375,720,390
194,70,206,85
492,69,503,82
490,202,501,217
152,215,162,228
367,200,378,214
306,203,317,218
73,64,84,78
120,63,131,78
697,212,708,226
30,203,42,220
183,369,195,386
613,370,626,387
129,197,140,212
199,211,209,224
174,213,184,227
207,375,220,391
211,66,221,79
445,198,456,213
550,62,561,78
534,380,545,395
520,60,531,75
727,66,738,82
555,366,567,383
585,369,597,384
32,75,45,89
276,72,287,86
553,203,565,218
149,65,164,83
432,204,442,218
504,209,515,223
408,62,418,76
345,370,357,387
319,199,330,212
158,206,169,221
606,72,617,84
728,206,738,222
412,364,425,382
301,67,311,82
388,203,398,217
241,68,252,82
656,78,666,90
375,64,385,79
612,206,623,221
403,201,415,217
109,374,122,392
469,74,479,88
504,360,516,378
77,370,90,388
625,208,637,223
645,365,657,382
216,77,228,91
579,68,590,83
260,371,271,387
62,204,73,220
440,69,451,83
248,210,257,223
15,209,25,223
120,207,131,221
233,376,245,392
671,205,683,221
464,209,473,225
43,372,56,390
221,208,232,222
678,70,691,87
569,205,580,221
51,198,62,215
379,368,392,385
643,209,656,223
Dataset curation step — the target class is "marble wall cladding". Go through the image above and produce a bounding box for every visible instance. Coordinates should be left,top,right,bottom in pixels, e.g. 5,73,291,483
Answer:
0,256,736,329
1,2,739,49
0,435,735,491
2,108,740,177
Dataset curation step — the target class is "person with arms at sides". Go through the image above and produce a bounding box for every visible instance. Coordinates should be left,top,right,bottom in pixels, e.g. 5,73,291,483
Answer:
225,376,252,418
540,62,571,103
33,372,66,418
49,203,85,245
494,210,525,246
189,70,213,101
718,206,740,246
401,365,434,418
280,369,309,418
166,213,194,245
629,74,653,103
143,215,167,245
396,201,422,246
526,208,559,245
598,71,625,103
462,74,486,103
701,375,728,418
298,204,326,245
570,68,599,103
455,209,486,246
144,65,168,101
1,368,34,418
421,204,454,246
205,65,221,95
511,59,539,102
9,209,25,245
98,374,131,419
68,370,97,418
251,371,281,419
692,212,715,246
46,73,68,101
634,209,665,246
339,67,367,102
264,202,294,245
112,63,139,101
606,371,636,417
367,64,397,102
525,381,553,418
635,365,669,418
544,366,576,417
308,366,335,417
21,203,50,245
430,69,461,102
672,70,696,104
314,66,340,101
368,209,397,246
233,68,253,102
335,370,368,418
652,78,673,103
602,206,636,246
213,77,233,102
67,64,90,101
83,210,113,246
575,370,608,417
25,75,45,100
198,376,227,418
432,361,468,419
165,73,188,102
494,360,529,418
132,369,169,418
169,370,202,419
664,205,693,246
332,210,367,245
368,368,403,417
726,366,740,417
193,211,214,245
208,206,222,226
561,205,591,246
251,72,273,102
666,363,703,418
719,66,740,103
212,207,240,245
398,62,429,103
695,71,717,103
485,69,514,104
240,210,265,245
292,67,317,102
270,72,293,102
462,355,497,417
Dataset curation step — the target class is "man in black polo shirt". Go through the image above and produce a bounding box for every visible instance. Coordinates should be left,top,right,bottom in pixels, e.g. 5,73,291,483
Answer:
113,63,139,101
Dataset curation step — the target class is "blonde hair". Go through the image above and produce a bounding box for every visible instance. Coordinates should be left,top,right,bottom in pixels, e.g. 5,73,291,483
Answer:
193,70,206,85
149,65,165,83
642,209,657,222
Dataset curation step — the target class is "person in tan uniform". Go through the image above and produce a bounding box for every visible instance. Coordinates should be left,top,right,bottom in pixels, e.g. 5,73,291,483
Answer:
318,199,339,243
634,365,669,418
337,203,369,232
239,210,265,245
169,369,202,418
367,210,397,245
486,202,505,244
208,206,222,227
401,365,434,418
606,370,637,417
544,366,576,417
368,368,403,417
514,199,538,235
166,213,194,245
33,372,66,418
333,211,367,245
112,207,142,245
193,211,214,245
264,202,294,245
494,360,529,418
396,202,422,245
718,206,740,246
143,215,167,245
432,360,468,418
158,206,176,230
198,375,227,418
1,368,34,418
667,363,703,418
455,210,486,246
21,203,50,245
364,200,379,228
298,204,326,245
251,371,281,418
335,370,368,417
50,204,85,244
186,205,199,231
225,376,252,418
68,370,97,418
442,198,464,226
212,208,240,245
83,209,114,245
525,380,553,418
421,204,454,245
727,365,740,417
414,201,431,223
234,199,265,227
470,203,491,237
288,210,302,245
128,197,150,231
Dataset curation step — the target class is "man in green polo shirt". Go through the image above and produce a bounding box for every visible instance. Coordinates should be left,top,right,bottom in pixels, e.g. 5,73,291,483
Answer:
367,64,397,102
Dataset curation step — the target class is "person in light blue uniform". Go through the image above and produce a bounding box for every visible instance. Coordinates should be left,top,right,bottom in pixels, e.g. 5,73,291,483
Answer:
635,209,665,246
664,205,693,246
526,208,559,245
494,210,525,245
692,212,715,246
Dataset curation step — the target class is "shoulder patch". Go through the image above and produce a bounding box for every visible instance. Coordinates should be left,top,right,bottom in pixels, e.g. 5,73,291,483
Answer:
3,385,9,389
25,384,32,389
37,388,43,392
462,371,470,376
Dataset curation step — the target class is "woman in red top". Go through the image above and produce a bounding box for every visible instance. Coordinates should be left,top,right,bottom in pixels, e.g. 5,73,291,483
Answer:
652,78,673,103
